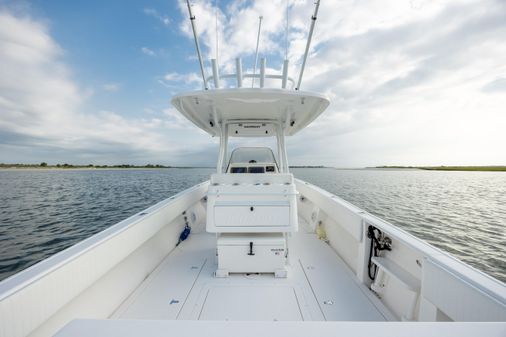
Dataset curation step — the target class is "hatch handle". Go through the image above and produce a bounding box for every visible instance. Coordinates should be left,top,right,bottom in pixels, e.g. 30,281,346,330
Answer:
248,241,255,256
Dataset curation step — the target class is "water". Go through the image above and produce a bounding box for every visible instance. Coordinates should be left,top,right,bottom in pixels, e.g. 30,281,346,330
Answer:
0,168,213,281
292,168,506,283
0,168,504,283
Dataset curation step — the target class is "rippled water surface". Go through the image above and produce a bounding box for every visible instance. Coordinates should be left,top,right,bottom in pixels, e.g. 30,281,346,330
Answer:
0,168,505,283
293,168,506,283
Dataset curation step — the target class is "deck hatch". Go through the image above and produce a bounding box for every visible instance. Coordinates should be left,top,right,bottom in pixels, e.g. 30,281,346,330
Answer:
198,285,303,321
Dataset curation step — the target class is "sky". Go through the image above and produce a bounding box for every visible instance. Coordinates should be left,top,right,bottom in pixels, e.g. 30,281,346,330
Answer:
0,0,505,167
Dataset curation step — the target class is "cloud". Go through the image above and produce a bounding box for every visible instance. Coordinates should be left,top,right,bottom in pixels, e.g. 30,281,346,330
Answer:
164,72,187,81
0,9,210,165
2,1,506,167
177,0,290,72
143,7,170,26
482,78,506,93
175,0,506,166
162,107,196,130
141,46,156,56
158,71,203,91
102,83,120,92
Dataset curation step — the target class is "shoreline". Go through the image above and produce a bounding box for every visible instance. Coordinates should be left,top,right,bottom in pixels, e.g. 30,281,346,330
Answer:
1,166,505,172
374,166,506,172
0,167,213,171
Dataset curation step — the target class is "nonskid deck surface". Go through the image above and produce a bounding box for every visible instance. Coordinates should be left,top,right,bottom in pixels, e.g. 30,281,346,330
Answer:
112,220,388,322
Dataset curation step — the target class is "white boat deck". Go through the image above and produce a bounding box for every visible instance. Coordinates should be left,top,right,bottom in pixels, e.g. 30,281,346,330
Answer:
112,219,391,322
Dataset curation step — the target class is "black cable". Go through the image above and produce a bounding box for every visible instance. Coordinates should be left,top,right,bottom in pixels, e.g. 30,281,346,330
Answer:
367,226,379,280
367,225,392,281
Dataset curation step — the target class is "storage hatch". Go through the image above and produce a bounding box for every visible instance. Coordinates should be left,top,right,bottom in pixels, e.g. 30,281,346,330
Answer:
198,285,303,321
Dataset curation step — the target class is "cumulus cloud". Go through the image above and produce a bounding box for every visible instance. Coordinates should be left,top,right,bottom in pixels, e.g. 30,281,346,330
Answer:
0,10,209,165
176,0,506,166
141,46,156,56
1,1,506,167
102,83,120,92
177,0,290,72
482,78,506,93
292,0,506,166
143,7,170,26
158,71,203,91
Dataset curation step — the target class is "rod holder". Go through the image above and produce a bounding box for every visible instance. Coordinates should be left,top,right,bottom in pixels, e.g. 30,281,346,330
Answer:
252,16,263,88
211,59,220,89
260,58,266,88
282,59,289,89
236,58,243,88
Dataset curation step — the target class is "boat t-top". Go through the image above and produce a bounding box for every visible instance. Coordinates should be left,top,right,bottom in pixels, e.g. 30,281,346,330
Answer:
0,1,505,336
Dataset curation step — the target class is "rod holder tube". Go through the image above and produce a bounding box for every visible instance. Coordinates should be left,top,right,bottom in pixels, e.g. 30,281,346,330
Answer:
211,59,220,88
260,58,266,88
282,59,289,89
252,16,263,88
296,0,320,91
186,0,208,90
236,58,243,88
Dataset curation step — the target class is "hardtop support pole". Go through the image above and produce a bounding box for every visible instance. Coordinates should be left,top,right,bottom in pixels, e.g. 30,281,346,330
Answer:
217,122,228,173
276,123,288,173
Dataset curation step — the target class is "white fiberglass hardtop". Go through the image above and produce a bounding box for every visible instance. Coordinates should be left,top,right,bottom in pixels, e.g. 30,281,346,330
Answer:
171,88,330,137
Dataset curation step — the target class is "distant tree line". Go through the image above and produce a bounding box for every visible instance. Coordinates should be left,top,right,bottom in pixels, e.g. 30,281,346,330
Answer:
375,165,506,172
0,163,173,169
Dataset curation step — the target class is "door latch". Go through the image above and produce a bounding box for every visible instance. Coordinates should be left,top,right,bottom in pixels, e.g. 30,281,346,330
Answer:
248,241,255,256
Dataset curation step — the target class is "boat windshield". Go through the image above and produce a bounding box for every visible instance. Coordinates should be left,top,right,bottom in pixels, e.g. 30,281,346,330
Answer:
229,147,276,165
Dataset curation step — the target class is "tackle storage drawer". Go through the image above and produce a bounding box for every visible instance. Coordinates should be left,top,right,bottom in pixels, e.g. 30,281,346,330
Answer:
213,202,290,228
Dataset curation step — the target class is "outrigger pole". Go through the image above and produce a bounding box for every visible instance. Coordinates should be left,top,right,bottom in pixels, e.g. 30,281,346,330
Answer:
295,0,321,91
186,0,208,90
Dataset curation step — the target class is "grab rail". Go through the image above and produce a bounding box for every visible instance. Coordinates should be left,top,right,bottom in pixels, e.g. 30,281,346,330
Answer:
206,74,295,89
207,57,294,90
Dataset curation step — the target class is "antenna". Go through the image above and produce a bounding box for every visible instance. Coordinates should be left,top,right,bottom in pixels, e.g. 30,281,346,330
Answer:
252,16,263,88
215,0,219,62
296,0,321,91
282,0,290,89
186,0,208,90
285,0,289,60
